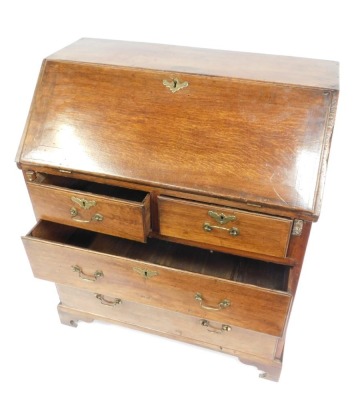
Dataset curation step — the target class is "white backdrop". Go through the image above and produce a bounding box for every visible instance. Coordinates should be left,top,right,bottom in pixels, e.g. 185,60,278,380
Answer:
1,1,356,398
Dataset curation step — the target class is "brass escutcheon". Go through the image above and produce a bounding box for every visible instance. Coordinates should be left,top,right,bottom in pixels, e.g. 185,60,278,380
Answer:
203,210,239,236
133,266,159,279
70,196,103,223
208,211,236,225
163,78,189,93
71,196,96,210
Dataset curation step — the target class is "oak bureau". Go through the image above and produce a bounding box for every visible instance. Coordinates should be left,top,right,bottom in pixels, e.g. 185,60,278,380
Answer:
16,39,339,381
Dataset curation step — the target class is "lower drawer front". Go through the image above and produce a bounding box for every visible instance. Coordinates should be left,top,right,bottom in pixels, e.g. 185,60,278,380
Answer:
56,284,278,360
23,221,291,337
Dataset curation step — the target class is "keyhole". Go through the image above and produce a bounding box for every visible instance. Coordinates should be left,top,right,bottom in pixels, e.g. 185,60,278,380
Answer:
173,79,177,88
144,271,148,277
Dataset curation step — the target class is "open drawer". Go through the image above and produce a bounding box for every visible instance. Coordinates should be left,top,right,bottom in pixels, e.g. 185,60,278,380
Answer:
22,220,292,337
25,174,151,242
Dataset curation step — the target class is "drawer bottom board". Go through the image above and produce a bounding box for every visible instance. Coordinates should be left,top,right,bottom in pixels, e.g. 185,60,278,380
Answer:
56,284,279,361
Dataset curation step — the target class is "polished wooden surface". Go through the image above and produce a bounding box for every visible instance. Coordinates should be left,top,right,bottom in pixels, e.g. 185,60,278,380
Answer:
17,39,339,218
23,221,291,336
17,39,340,381
20,164,323,221
26,174,150,242
158,196,292,258
56,283,278,360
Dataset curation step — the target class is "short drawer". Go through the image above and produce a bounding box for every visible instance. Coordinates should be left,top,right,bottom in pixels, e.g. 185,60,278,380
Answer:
26,174,151,242
22,221,292,337
158,196,292,258
56,284,278,360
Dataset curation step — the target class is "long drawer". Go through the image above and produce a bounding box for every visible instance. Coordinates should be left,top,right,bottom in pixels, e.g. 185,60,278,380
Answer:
26,174,151,242
56,284,279,360
22,221,292,337
158,196,293,258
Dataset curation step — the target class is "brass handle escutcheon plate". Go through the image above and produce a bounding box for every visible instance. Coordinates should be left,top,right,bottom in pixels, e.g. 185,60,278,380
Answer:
200,319,231,334
72,265,104,282
133,266,159,279
71,196,96,210
163,78,188,93
204,210,239,236
194,293,231,311
208,211,236,225
70,196,103,223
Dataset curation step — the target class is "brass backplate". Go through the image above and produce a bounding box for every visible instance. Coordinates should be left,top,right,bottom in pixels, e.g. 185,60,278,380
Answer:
133,267,158,279
208,211,236,225
71,196,96,210
163,78,188,93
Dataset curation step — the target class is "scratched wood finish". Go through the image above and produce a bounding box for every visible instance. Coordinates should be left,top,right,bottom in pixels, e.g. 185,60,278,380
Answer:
22,221,291,336
26,174,151,242
158,196,292,258
16,39,339,218
56,283,278,359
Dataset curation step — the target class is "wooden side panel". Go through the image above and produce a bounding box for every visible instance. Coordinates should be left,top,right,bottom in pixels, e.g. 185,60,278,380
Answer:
158,196,292,258
22,232,291,336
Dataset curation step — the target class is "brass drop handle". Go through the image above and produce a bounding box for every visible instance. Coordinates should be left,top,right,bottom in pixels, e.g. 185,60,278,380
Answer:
203,211,239,236
194,293,231,311
70,207,104,223
200,319,232,334
95,294,121,307
203,222,239,236
70,196,103,223
72,265,104,282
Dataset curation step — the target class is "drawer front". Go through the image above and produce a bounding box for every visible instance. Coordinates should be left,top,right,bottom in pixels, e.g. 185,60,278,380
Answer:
23,222,291,337
56,284,278,360
27,181,150,242
158,196,292,258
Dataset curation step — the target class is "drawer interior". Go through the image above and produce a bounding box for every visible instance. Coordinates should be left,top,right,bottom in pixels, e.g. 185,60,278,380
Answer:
37,174,148,202
30,221,289,292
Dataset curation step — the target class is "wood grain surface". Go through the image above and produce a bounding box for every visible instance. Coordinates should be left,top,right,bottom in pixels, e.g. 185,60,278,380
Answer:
56,283,279,360
158,195,292,258
23,221,291,336
16,39,339,218
26,175,150,241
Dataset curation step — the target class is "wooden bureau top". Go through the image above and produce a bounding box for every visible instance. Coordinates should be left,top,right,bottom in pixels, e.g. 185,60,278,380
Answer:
47,38,338,89
17,39,339,219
